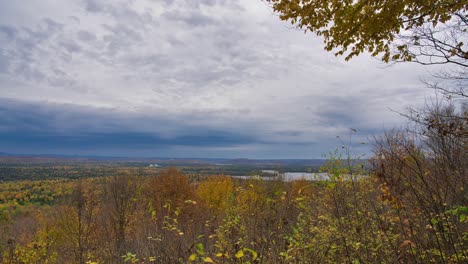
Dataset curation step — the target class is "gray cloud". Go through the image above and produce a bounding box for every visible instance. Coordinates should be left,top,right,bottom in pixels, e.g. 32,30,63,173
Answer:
0,0,434,158
0,96,375,157
84,0,105,13
0,25,16,38
0,98,256,145
77,30,96,42
162,10,216,27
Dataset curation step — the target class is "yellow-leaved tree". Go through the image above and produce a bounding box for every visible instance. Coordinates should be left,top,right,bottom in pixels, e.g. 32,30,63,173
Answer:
265,0,467,65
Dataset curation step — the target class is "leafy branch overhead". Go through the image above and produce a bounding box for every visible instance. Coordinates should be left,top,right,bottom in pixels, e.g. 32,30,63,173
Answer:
266,0,467,64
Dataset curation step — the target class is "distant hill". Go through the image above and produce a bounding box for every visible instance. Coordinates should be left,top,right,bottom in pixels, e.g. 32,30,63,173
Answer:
0,153,329,166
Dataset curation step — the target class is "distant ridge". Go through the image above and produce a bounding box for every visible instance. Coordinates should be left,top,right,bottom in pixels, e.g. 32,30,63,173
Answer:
0,152,328,166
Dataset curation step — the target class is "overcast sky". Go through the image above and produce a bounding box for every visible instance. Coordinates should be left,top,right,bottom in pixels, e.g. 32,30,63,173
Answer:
0,0,438,158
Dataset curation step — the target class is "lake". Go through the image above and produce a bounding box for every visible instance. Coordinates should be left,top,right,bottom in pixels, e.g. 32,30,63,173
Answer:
232,170,331,182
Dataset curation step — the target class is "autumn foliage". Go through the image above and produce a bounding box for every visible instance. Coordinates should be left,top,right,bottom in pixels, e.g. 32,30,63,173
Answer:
0,102,466,264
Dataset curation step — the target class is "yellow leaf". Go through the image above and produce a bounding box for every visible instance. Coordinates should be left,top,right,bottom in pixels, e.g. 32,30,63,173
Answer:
204,257,214,263
188,254,197,261
244,248,258,260
235,250,244,258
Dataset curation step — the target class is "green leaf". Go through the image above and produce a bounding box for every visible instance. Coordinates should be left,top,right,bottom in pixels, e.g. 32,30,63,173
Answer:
122,253,136,262
196,243,204,254
460,214,466,223
235,250,244,258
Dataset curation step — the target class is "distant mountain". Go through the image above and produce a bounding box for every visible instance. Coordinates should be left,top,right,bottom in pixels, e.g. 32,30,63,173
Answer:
0,153,329,166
